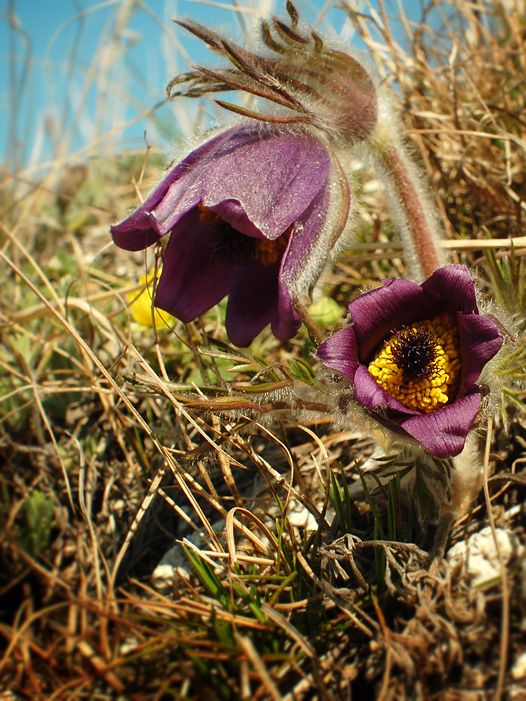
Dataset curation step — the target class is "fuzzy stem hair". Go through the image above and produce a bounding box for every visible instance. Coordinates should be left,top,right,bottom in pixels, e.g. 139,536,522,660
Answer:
371,131,446,280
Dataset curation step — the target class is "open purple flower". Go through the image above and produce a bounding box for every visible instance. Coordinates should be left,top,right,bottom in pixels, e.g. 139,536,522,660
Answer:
111,125,337,346
317,265,503,458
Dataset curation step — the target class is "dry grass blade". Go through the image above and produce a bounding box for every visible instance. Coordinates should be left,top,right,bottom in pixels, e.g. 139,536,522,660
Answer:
236,633,282,701
482,415,510,701
2,1,526,699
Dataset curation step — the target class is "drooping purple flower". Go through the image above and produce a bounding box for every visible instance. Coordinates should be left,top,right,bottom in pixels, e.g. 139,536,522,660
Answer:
317,265,503,458
111,125,340,347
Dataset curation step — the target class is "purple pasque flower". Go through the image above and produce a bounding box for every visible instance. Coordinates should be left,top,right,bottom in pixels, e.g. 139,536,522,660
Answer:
317,265,503,458
111,125,335,347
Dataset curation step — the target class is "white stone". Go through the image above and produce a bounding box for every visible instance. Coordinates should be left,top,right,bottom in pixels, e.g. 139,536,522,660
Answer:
511,651,526,681
447,526,524,587
287,499,319,531
151,562,179,581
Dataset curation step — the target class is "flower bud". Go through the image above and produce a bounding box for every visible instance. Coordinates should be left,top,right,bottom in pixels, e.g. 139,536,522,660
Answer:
170,1,377,145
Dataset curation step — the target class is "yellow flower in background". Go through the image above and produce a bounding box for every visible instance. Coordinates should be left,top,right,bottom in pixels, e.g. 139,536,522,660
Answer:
128,271,175,328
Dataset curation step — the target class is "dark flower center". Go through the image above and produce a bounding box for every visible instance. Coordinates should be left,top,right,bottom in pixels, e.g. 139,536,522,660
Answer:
213,221,257,265
367,314,461,414
199,204,255,265
390,327,437,381
198,204,289,267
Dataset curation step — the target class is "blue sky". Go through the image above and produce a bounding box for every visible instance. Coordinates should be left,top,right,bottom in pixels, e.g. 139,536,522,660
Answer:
1,0,424,172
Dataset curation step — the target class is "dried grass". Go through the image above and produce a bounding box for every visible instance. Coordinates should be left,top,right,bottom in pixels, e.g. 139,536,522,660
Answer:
1,1,525,699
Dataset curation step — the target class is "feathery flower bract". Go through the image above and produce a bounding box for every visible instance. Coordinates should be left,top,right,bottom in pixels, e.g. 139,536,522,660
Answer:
170,1,377,144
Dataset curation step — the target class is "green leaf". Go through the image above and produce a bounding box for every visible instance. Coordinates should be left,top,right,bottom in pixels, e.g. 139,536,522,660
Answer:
287,358,316,384
19,491,55,555
184,546,231,610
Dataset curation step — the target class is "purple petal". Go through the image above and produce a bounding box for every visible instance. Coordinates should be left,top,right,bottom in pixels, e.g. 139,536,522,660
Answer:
110,212,162,251
456,313,503,395
154,209,237,322
399,390,482,458
349,279,433,360
280,186,331,283
271,278,301,342
201,129,330,240
317,327,360,381
225,260,301,347
111,129,234,251
209,200,264,239
421,264,478,314
225,262,279,347
353,365,417,415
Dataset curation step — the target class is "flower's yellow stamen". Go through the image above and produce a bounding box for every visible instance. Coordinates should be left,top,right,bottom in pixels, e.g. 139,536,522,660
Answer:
255,234,289,265
367,313,461,413
198,203,222,225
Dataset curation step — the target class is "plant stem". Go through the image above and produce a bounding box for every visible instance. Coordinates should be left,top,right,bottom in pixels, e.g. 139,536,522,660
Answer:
375,143,445,279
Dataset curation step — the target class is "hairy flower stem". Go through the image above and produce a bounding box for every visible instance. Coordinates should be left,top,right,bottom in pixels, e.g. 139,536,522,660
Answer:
375,142,445,280
294,302,324,345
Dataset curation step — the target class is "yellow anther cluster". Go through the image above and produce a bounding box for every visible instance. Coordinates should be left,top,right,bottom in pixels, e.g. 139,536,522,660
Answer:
197,203,221,225
255,235,289,265
367,314,461,413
